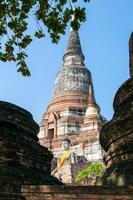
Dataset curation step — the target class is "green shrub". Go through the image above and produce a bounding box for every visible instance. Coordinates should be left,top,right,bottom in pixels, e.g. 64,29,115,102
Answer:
75,161,105,182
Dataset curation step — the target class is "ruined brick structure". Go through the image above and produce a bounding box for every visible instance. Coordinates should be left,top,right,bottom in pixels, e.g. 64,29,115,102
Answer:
1,33,133,200
0,101,61,187
39,30,106,183
3,185,133,200
100,32,133,186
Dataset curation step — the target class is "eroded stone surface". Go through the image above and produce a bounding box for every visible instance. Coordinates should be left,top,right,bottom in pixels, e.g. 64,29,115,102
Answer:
39,30,106,184
100,33,133,186
0,101,62,186
1,185,133,200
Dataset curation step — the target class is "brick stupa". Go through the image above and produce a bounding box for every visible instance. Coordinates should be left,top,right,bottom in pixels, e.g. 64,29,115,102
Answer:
0,101,61,187
39,30,106,184
100,32,133,186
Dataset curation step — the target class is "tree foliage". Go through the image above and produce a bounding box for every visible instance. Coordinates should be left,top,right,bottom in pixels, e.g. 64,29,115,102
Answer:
75,161,105,182
0,0,90,76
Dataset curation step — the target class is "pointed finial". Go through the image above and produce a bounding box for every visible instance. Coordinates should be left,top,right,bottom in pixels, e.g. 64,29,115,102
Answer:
88,83,96,107
129,32,133,78
63,6,85,67
85,83,100,118
63,30,85,67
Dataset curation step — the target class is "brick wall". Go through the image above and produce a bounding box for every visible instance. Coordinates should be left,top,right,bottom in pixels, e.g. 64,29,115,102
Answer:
18,185,133,200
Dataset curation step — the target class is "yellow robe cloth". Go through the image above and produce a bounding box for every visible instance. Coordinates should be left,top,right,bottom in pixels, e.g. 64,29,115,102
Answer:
59,149,71,168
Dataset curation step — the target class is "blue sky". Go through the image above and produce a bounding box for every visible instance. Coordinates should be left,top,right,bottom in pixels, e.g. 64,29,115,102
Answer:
0,0,133,123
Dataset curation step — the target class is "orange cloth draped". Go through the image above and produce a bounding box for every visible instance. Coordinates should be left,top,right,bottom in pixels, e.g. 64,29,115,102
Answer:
59,149,71,168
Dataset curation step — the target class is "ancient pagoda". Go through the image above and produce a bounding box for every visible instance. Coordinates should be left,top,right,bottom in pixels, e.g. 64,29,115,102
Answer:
100,32,133,186
39,29,106,184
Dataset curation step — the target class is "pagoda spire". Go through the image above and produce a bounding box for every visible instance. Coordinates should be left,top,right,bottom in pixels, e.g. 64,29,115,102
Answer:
87,83,96,107
85,81,100,118
63,29,85,67
63,6,85,67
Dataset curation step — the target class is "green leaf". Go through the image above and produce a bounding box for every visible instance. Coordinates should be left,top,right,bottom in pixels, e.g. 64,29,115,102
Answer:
34,30,45,38
75,161,105,182
0,0,89,76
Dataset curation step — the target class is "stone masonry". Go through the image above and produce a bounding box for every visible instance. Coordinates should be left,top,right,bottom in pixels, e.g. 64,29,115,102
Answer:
1,33,133,200
0,101,62,187
100,32,133,186
39,30,106,184
1,185,133,199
